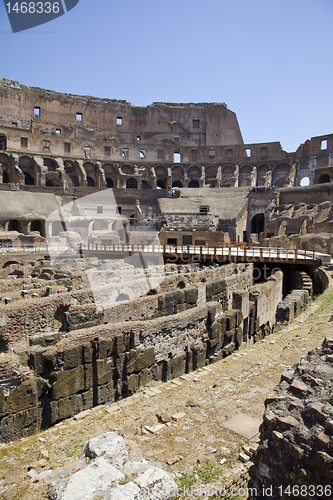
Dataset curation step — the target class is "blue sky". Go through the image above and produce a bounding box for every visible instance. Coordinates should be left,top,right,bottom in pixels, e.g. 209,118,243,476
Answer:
1,0,332,152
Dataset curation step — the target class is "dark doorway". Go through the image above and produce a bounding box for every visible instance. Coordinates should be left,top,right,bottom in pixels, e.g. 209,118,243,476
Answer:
126,178,138,189
319,174,330,184
172,180,183,188
0,135,7,151
24,172,34,185
251,213,265,234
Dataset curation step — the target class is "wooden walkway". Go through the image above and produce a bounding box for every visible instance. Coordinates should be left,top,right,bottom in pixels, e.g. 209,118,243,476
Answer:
0,243,330,265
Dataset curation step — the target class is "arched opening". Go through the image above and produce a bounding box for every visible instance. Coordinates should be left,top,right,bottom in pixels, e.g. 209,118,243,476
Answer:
300,176,310,186
206,166,217,187
319,174,330,184
24,172,34,185
126,178,138,189
142,180,151,189
8,219,22,232
106,178,114,188
3,260,20,269
64,161,80,187
121,165,134,175
188,166,201,180
0,134,7,151
30,220,45,236
257,164,270,184
172,180,183,188
116,293,130,302
87,176,95,187
222,165,235,185
3,171,9,183
188,180,199,188
44,158,57,171
273,163,291,187
46,172,61,187
172,165,184,185
251,213,265,235
93,220,107,231
239,165,252,185
157,179,165,189
19,156,36,185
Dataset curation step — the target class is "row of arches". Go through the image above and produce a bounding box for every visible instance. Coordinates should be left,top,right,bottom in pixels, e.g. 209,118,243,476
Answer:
0,152,297,189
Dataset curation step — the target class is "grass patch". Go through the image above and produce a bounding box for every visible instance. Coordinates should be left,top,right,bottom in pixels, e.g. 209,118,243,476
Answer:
313,287,333,315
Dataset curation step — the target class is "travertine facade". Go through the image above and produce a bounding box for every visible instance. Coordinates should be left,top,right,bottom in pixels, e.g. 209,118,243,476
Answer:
0,78,332,192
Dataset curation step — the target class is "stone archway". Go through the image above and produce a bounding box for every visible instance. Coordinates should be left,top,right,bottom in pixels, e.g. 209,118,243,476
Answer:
172,180,183,188
251,213,265,235
126,178,138,189
318,174,330,184
29,220,45,236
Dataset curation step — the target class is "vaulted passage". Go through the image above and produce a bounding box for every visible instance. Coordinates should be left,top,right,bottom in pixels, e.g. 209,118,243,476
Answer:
251,213,265,234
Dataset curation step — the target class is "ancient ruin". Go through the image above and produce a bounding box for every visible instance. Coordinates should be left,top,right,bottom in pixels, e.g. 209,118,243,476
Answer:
0,78,333,498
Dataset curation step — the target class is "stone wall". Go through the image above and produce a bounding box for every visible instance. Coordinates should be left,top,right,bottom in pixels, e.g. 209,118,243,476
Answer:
0,269,284,442
248,338,333,499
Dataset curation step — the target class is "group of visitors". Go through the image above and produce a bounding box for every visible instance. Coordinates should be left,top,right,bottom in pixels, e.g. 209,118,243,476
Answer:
249,185,275,193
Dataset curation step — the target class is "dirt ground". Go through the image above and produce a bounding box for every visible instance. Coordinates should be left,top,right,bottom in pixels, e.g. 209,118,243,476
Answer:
0,267,333,500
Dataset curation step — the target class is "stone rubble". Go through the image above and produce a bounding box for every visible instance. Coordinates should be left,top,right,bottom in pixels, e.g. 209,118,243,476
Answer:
48,432,178,500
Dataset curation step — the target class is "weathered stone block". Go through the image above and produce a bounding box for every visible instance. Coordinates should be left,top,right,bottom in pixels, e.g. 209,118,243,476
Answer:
13,407,38,434
63,345,82,369
80,389,94,411
82,342,93,364
42,348,57,372
193,345,207,369
176,303,186,313
127,348,155,373
0,414,14,443
150,361,164,382
84,364,93,390
223,342,236,356
96,359,113,386
49,400,59,425
165,290,184,309
207,303,218,325
6,379,38,413
139,368,153,387
114,354,125,378
29,349,45,376
58,394,82,420
124,374,139,394
98,338,114,359
184,287,198,305
209,320,221,340
114,335,125,356
170,353,186,379
206,280,226,301
97,381,114,405
223,310,237,331
51,366,85,400
234,326,243,348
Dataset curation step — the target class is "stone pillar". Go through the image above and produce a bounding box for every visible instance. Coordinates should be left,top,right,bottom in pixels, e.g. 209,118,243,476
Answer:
77,160,88,187
34,156,47,186
12,154,25,185
151,166,157,189
167,167,172,191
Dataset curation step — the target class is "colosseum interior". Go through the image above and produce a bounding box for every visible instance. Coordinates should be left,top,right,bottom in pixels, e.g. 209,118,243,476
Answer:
0,77,333,499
